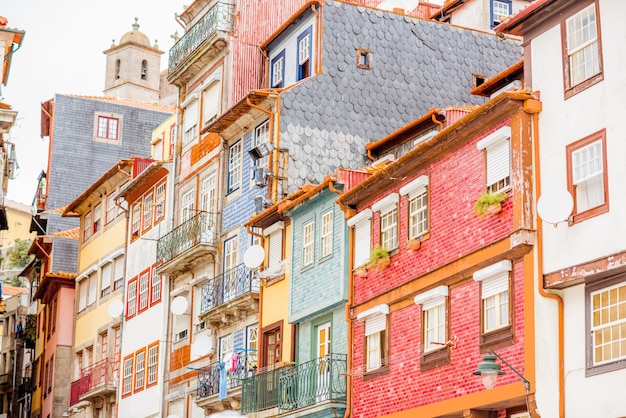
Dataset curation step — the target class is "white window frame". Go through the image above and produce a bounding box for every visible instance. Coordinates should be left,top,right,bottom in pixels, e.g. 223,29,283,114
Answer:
348,209,372,268
357,304,389,372
302,220,315,267
476,126,511,194
473,260,511,333
154,181,166,222
122,357,133,395
571,138,604,213
147,344,158,385
321,210,333,258
271,53,284,88
492,0,511,27
180,187,196,223
400,175,429,240
100,262,112,298
228,141,242,193
106,193,117,224
131,203,141,237
566,3,600,87
138,271,149,311
590,282,626,366
135,350,145,391
200,172,217,212
414,286,448,353
182,95,199,146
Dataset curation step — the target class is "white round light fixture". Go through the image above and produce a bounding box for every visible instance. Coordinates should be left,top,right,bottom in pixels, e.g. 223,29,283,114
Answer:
537,188,574,225
243,244,265,269
107,299,124,318
170,295,188,316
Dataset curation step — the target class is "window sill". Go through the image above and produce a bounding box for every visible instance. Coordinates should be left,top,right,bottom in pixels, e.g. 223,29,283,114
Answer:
362,365,390,381
479,324,514,353
586,358,626,377
564,72,604,100
568,202,608,225
421,347,450,372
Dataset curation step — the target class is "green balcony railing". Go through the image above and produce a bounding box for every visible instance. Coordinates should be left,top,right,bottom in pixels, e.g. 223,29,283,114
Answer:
168,1,235,75
156,211,218,266
241,354,347,415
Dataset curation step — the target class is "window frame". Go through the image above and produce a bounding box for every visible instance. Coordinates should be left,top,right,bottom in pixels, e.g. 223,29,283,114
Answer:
356,48,371,70
83,212,93,242
296,26,313,81
379,208,398,252
585,273,626,376
96,115,120,141
126,278,138,319
150,265,162,306
142,192,153,232
302,220,315,268
93,203,102,234
271,50,285,88
415,286,450,371
491,0,511,28
227,141,242,194
154,181,166,223
122,354,133,397
147,342,159,387
561,1,603,99
106,193,117,225
474,261,514,352
400,175,430,243
357,305,390,378
476,126,512,195
320,210,333,259
131,203,141,240
566,129,608,224
138,269,150,314
134,348,146,393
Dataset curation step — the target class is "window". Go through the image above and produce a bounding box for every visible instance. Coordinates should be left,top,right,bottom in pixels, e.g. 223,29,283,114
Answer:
264,222,284,270
47,355,53,393
247,325,258,365
97,116,120,141
122,355,133,397
127,279,137,318
180,188,196,223
113,326,121,374
151,265,161,305
227,141,242,193
302,220,315,267
134,349,145,392
131,203,141,238
414,286,450,370
566,130,608,223
297,27,312,81
321,210,333,258
491,0,511,28
153,136,163,161
357,305,389,373
141,60,147,80
563,2,602,95
93,203,102,234
106,193,117,224
400,175,429,241
115,60,120,79
200,173,217,212
203,77,221,125
183,98,199,146
251,120,270,178
356,48,371,69
372,194,399,251
74,352,83,380
154,181,166,222
88,272,98,306
476,126,511,194
113,256,124,291
101,262,112,298
474,260,513,350
147,343,159,386
83,212,93,241
143,193,153,231
271,50,285,88
586,275,626,375
348,210,373,269
138,270,150,312
78,278,88,311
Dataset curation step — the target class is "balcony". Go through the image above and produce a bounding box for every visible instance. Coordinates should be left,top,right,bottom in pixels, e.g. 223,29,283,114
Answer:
196,353,257,412
167,1,235,84
156,211,219,276
69,358,117,406
0,373,10,387
241,354,347,417
199,263,259,327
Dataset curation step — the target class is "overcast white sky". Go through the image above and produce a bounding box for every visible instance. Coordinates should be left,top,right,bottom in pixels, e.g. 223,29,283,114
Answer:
2,0,186,206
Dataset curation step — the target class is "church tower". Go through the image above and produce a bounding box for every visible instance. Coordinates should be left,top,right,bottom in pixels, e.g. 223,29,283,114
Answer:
103,18,163,102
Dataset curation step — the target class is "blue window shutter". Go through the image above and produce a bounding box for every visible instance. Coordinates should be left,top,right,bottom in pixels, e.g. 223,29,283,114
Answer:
234,330,243,350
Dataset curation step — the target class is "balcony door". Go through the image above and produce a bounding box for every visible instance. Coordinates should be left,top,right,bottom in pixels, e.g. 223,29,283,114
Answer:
223,237,238,301
315,322,331,403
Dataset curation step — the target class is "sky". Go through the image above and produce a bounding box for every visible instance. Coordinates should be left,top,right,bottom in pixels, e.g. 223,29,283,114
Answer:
2,0,187,206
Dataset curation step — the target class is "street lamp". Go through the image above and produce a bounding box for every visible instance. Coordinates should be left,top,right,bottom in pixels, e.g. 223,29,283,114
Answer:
473,350,540,418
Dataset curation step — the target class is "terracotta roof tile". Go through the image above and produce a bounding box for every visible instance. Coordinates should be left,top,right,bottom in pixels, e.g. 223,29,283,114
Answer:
68,95,175,114
52,227,79,240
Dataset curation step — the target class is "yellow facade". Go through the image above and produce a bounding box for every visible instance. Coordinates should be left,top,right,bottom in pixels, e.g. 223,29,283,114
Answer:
151,114,176,161
0,199,36,246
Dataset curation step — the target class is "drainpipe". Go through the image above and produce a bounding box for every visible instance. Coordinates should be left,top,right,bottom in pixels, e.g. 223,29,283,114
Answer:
246,96,278,202
327,178,352,418
531,104,564,418
311,3,322,75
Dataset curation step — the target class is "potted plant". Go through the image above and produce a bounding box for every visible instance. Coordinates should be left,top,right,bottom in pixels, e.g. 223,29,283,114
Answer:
353,265,368,278
407,236,422,251
367,246,391,271
473,191,508,216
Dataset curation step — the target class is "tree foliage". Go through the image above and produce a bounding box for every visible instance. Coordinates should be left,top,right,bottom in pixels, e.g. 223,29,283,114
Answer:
6,238,33,269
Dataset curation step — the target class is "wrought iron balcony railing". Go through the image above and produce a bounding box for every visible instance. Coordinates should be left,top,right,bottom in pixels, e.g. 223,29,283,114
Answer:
69,358,117,405
200,263,259,313
168,2,235,75
241,354,348,415
0,373,10,386
197,353,257,399
157,211,218,266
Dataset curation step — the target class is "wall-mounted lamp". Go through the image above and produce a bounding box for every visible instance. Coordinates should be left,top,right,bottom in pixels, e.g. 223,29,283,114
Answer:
473,350,540,417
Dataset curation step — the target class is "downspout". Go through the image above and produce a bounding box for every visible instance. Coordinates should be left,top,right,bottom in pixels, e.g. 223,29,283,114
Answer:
327,178,352,418
246,96,278,202
431,112,444,131
311,3,322,75
531,107,564,418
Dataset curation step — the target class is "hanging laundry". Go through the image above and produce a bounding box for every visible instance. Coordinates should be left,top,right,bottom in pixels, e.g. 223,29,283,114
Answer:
230,352,239,373
218,361,227,400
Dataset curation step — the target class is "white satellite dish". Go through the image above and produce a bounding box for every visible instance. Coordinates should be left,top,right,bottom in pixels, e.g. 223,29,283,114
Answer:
170,296,188,316
243,244,265,269
107,299,124,318
192,335,212,357
537,188,574,225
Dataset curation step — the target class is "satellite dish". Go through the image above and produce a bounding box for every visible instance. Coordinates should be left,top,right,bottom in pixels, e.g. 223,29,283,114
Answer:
192,335,212,357
170,296,188,316
537,188,574,225
243,245,265,269
107,299,124,318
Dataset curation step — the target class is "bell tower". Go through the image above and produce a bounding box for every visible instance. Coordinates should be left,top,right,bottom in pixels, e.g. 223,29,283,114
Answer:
103,18,163,102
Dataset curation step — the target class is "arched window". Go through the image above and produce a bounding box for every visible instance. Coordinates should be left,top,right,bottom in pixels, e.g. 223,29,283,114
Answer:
115,60,121,80
141,60,147,80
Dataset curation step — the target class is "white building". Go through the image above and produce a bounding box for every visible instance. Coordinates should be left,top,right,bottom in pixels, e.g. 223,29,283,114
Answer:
500,1,626,417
